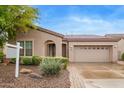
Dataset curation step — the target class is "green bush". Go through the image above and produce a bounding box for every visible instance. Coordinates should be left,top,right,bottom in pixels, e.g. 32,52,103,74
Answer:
32,56,42,65
121,53,124,61
10,58,23,64
42,57,69,69
21,56,42,65
16,56,69,67
39,58,61,75
21,57,33,65
56,57,68,69
0,51,4,63
10,58,16,64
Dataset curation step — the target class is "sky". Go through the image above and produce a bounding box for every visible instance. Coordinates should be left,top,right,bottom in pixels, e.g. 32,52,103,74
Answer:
33,5,124,35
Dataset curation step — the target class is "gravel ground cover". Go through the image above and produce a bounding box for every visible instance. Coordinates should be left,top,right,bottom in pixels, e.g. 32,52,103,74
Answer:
0,63,70,88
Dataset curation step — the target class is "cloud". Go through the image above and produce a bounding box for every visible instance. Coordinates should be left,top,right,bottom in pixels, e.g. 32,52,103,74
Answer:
37,6,124,35
47,15,124,35
69,16,93,24
69,16,110,25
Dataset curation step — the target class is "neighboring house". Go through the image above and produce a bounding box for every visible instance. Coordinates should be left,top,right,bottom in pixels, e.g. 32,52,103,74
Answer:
9,27,124,63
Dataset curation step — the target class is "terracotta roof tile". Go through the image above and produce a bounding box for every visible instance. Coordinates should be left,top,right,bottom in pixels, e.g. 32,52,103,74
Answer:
64,35,120,42
37,27,64,38
105,34,124,38
36,27,122,42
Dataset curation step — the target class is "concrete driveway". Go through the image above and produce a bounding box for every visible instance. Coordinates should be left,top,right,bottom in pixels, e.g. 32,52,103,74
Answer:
68,62,124,88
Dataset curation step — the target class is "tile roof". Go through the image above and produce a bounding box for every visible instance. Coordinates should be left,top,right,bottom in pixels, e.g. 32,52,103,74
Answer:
105,34,124,38
63,35,120,42
64,35,104,38
36,26,122,42
37,27,64,38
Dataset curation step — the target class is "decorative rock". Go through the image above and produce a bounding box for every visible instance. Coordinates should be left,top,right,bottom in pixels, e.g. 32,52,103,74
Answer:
20,68,32,74
3,58,10,65
29,73,43,79
117,61,124,65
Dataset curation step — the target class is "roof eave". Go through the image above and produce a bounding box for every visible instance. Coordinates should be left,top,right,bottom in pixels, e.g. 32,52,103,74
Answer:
64,38,121,42
36,26,64,38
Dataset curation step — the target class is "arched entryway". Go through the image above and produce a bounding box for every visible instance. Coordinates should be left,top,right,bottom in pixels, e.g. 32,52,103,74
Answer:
45,40,56,57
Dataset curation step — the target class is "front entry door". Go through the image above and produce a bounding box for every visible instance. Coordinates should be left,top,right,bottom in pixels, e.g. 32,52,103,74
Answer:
47,44,56,57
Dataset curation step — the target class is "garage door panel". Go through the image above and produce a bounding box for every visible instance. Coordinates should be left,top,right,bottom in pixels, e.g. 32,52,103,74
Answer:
74,46,110,62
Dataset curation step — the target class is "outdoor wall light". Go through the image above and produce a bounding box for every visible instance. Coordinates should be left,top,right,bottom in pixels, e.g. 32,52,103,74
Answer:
70,46,73,48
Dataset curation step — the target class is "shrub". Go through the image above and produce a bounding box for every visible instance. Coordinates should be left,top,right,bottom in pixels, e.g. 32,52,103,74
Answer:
39,58,61,75
21,56,42,65
32,56,42,65
55,57,68,69
10,58,16,64
10,58,23,64
42,57,69,69
121,53,124,61
0,51,4,63
19,56,69,67
21,57,33,65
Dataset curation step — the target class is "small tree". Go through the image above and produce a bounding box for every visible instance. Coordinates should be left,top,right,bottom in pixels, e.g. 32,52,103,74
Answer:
0,5,38,47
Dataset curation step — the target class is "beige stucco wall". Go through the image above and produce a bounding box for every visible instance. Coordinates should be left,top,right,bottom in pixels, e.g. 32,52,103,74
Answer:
68,42,118,62
117,39,124,60
15,30,63,57
9,29,123,63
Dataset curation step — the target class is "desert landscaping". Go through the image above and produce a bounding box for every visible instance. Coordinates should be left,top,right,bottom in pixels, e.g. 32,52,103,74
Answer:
0,63,70,88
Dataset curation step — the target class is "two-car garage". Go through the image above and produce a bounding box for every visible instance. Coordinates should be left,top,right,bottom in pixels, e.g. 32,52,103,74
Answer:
66,35,119,63
73,45,111,62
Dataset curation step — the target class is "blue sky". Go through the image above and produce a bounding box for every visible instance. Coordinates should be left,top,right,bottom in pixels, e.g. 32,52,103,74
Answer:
33,5,124,35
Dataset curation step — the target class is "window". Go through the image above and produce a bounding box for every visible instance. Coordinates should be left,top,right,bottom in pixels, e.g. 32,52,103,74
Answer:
88,47,91,49
105,48,108,50
101,47,104,49
93,47,96,49
97,47,100,49
18,41,33,56
25,41,32,56
20,41,24,56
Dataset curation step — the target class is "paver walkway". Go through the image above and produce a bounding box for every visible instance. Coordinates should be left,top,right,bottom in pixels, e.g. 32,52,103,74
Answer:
68,65,86,88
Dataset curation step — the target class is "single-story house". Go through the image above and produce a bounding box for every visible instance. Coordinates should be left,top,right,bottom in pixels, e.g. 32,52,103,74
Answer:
8,27,124,63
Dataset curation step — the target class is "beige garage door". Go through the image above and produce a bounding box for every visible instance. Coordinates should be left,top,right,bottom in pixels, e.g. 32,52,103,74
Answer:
74,46,110,62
